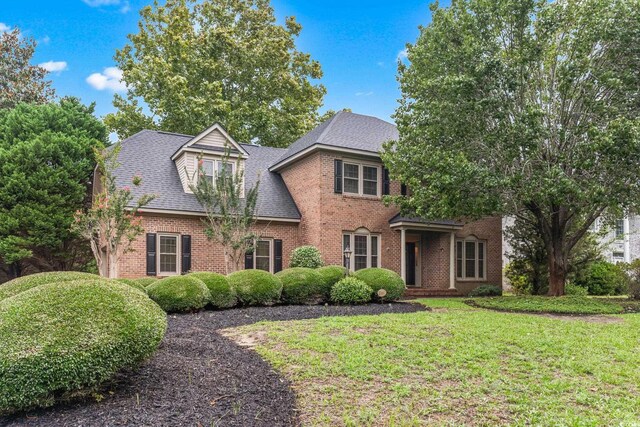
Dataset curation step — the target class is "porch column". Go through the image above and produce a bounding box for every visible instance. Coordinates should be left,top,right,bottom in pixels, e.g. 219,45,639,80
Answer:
400,228,406,283
624,217,631,263
449,231,456,289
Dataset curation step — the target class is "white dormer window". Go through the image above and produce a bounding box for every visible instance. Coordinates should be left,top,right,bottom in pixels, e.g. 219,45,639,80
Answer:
202,160,215,185
217,160,234,180
200,159,234,185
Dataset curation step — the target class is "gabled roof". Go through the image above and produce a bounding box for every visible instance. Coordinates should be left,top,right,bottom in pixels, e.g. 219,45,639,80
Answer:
269,111,399,171
115,130,300,220
170,123,249,160
389,213,463,230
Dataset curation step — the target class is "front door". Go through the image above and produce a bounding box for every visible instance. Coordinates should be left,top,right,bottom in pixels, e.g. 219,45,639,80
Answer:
406,242,416,286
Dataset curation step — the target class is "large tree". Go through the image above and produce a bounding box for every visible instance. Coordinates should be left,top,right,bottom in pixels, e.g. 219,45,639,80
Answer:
0,98,106,279
383,0,640,295
0,27,55,109
105,0,326,147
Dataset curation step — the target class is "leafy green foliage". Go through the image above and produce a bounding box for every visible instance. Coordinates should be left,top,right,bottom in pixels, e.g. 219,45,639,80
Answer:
131,277,158,289
574,261,629,296
106,0,326,147
384,0,640,295
624,259,640,300
227,269,282,306
468,285,502,297
352,268,405,301
316,265,348,298
564,282,589,297
330,277,372,305
0,271,101,302
276,267,325,305
188,272,237,309
0,98,106,278
289,246,324,269
115,278,148,294
0,27,54,109
0,280,167,415
147,276,211,313
469,296,623,315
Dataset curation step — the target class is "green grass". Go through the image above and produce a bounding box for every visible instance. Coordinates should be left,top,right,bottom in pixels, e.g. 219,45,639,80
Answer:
228,299,640,426
468,296,627,315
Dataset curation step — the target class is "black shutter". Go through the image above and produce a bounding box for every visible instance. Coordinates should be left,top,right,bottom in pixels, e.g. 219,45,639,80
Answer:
401,184,407,196
181,235,191,274
274,239,283,273
245,249,254,269
146,233,157,276
382,167,390,195
334,159,343,194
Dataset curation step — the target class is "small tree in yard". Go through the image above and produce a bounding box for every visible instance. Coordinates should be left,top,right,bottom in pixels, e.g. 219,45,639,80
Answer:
73,144,155,278
383,0,640,295
189,149,260,274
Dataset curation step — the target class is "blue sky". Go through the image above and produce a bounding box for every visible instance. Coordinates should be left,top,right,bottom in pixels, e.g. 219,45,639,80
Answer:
2,0,443,124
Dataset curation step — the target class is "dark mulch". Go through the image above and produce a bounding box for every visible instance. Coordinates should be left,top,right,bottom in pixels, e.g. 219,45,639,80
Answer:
1,302,425,427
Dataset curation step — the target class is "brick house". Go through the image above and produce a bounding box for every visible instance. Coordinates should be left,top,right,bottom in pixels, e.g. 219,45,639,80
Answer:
113,111,502,296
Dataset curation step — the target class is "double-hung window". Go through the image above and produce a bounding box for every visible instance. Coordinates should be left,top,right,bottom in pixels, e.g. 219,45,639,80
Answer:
201,160,215,185
615,219,625,239
254,239,273,273
158,234,180,275
456,237,486,280
343,162,379,197
343,231,380,271
200,159,234,185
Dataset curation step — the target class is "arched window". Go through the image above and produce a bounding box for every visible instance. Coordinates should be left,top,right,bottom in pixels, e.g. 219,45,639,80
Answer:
343,228,380,271
456,235,486,280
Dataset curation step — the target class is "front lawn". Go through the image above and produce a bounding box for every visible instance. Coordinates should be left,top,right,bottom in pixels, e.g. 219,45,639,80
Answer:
468,295,627,315
229,299,640,426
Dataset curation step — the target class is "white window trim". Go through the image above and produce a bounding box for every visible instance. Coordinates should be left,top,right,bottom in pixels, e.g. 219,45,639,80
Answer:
342,160,381,198
196,156,244,197
343,231,381,272
157,233,181,276
456,237,486,281
253,238,274,273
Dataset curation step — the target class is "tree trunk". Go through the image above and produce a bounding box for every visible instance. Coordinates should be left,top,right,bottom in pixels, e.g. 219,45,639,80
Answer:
108,252,118,278
547,240,566,296
7,262,22,280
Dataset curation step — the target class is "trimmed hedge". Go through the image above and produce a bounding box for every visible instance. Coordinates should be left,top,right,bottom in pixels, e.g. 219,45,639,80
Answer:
276,267,325,304
0,280,167,415
188,272,237,309
132,277,158,289
115,279,148,294
469,296,624,315
227,270,282,306
289,245,324,268
331,277,372,305
468,284,502,297
147,276,211,313
353,268,405,301
0,271,101,302
317,265,348,298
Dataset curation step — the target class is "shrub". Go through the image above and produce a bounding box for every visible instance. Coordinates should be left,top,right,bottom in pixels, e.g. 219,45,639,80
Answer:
0,271,101,302
352,268,405,301
469,296,624,315
135,277,159,289
564,282,589,296
227,270,282,306
624,260,640,300
0,280,166,415
289,245,324,268
575,261,629,296
468,284,503,297
188,272,237,309
116,279,148,294
317,265,348,298
276,268,325,304
330,277,372,305
147,276,211,313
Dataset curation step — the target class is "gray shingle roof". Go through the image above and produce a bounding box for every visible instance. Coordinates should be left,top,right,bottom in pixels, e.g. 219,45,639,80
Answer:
114,130,301,220
273,111,399,166
389,213,463,228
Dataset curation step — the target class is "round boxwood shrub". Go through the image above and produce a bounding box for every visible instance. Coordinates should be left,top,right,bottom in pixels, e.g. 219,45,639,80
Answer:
575,261,629,296
147,276,211,313
134,277,158,289
227,270,282,306
115,279,148,294
276,267,325,304
188,272,237,309
0,280,167,415
289,245,324,268
352,268,405,301
330,277,372,305
468,284,503,297
0,271,101,302
317,265,348,298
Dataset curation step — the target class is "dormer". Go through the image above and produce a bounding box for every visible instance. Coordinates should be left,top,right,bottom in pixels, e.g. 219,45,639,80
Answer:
170,123,249,194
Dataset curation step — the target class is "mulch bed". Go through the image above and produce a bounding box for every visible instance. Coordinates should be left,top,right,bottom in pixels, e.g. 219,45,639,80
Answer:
1,302,426,427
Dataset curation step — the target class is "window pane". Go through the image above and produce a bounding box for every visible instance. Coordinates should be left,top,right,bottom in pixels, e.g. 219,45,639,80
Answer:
456,241,463,278
354,235,367,256
363,180,377,196
355,256,367,271
363,166,377,181
160,236,177,254
478,242,485,278
616,219,625,237
256,257,270,271
202,160,214,176
370,236,378,256
160,254,176,273
344,163,359,179
465,241,476,278
371,256,378,268
217,161,233,179
256,240,270,257
344,178,359,193
343,234,350,251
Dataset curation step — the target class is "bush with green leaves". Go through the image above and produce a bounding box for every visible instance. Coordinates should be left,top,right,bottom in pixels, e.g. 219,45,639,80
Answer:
228,269,282,306
188,272,237,309
564,282,589,297
330,277,372,305
575,261,629,296
316,265,348,298
289,245,324,268
276,267,325,304
468,284,503,297
0,280,167,415
352,268,405,301
0,271,100,302
147,276,211,313
132,277,158,289
115,278,148,294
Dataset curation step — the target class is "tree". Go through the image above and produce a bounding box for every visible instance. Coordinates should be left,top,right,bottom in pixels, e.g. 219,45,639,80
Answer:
72,144,155,278
383,0,640,295
0,98,105,279
105,0,326,148
0,27,55,109
188,149,260,274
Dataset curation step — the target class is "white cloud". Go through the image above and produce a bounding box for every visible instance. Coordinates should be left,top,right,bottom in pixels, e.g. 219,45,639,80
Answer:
86,67,128,92
82,0,131,13
397,48,409,62
39,61,68,73
355,91,374,97
41,35,51,45
0,23,10,33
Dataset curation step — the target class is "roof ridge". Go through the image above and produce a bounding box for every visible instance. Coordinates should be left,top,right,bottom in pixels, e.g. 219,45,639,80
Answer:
156,130,194,138
315,111,342,144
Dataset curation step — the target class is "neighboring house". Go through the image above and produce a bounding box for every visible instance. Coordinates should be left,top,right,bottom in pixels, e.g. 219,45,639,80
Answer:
113,111,502,296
